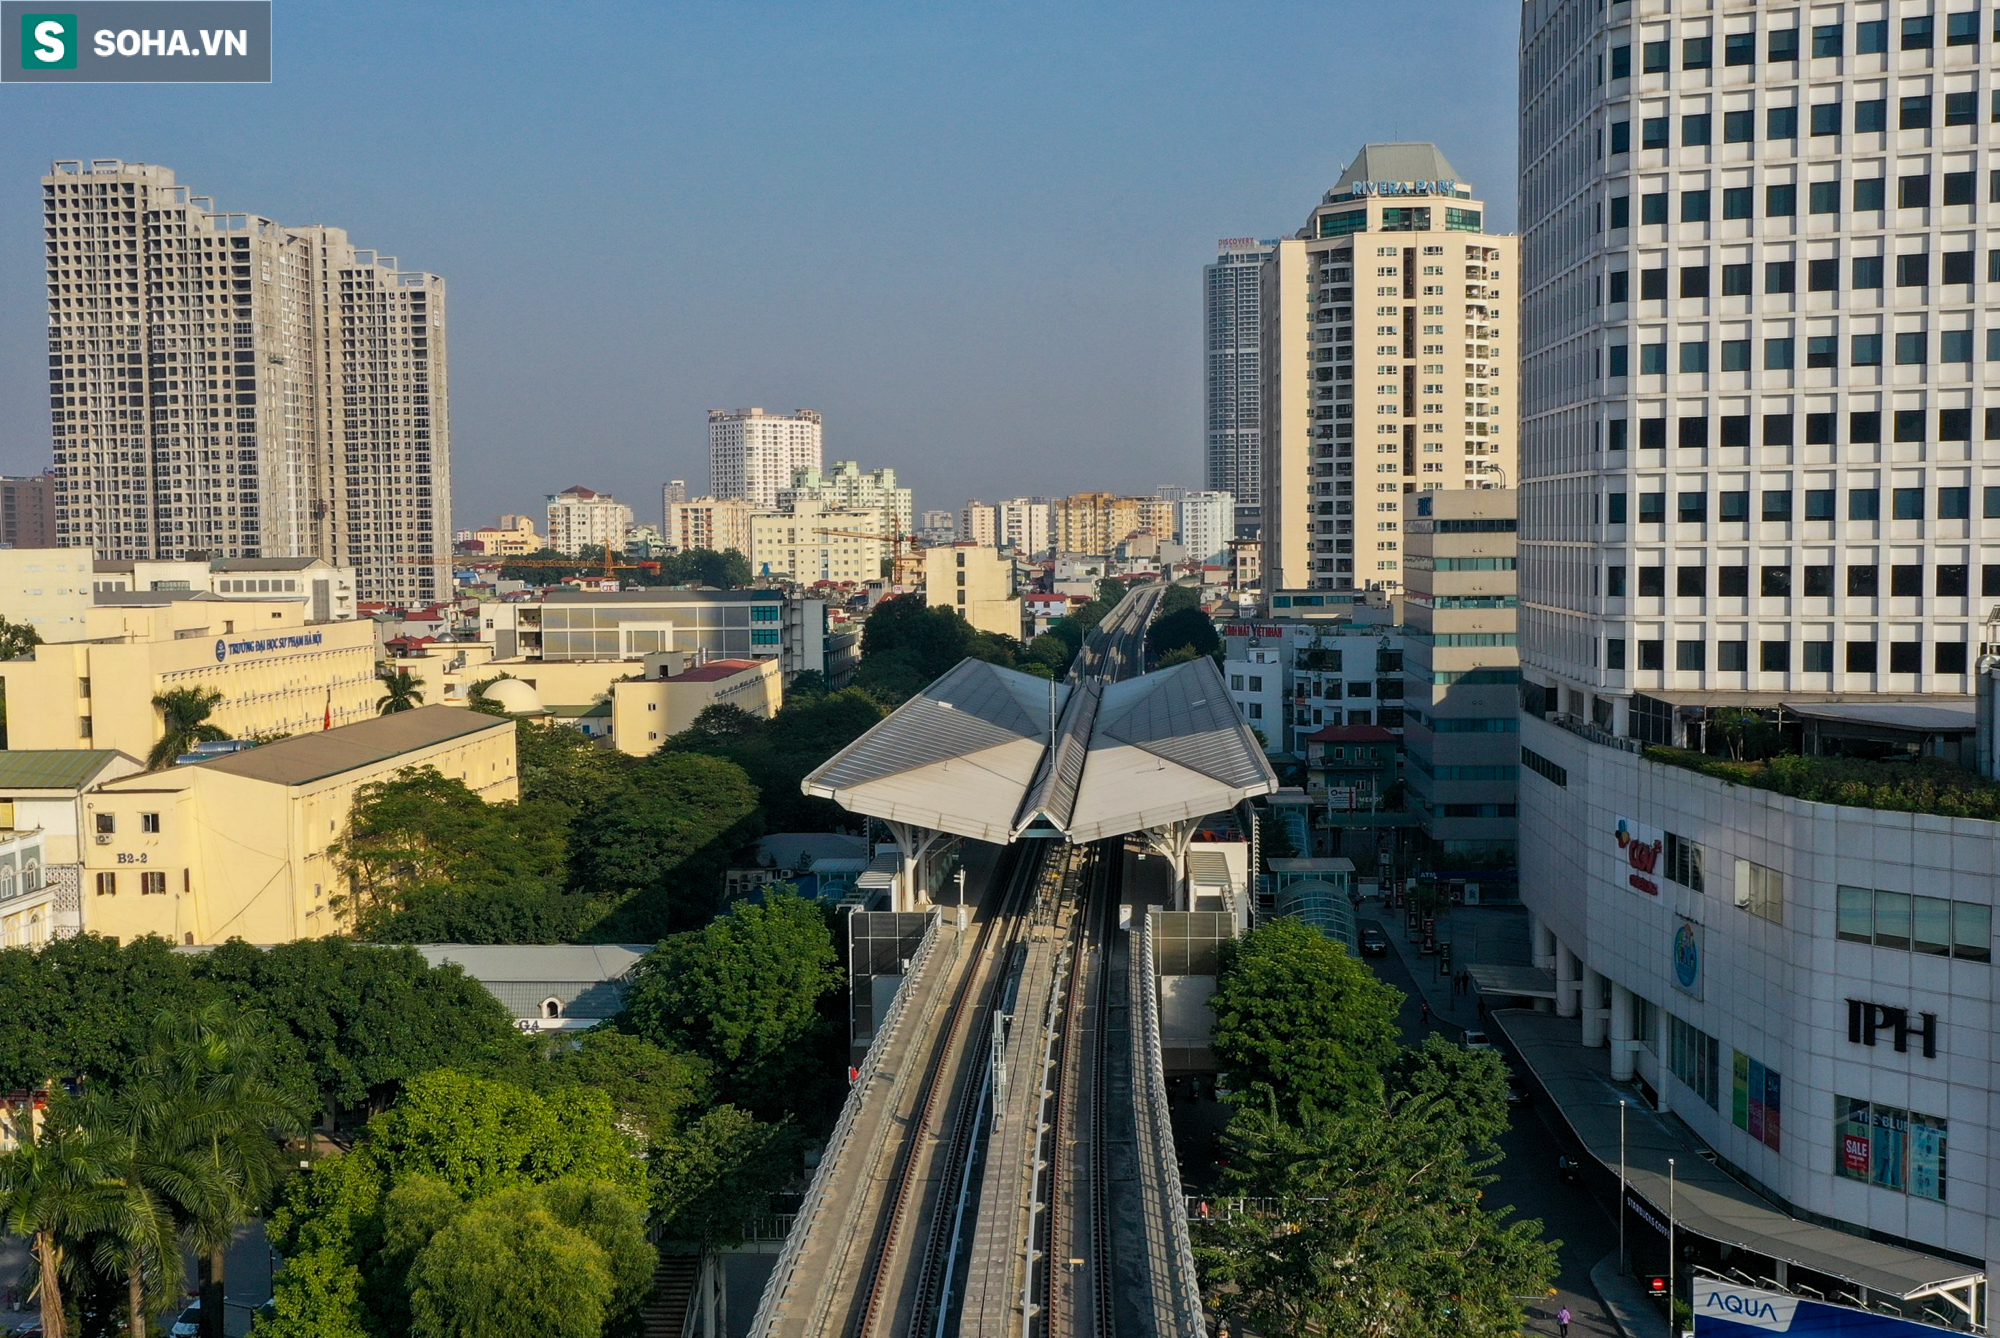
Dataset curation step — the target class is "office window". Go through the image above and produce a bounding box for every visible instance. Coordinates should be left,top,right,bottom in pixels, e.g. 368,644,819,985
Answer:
1609,270,1630,304
1721,341,1751,372
1611,195,1630,229
1665,832,1704,890
1806,489,1835,520
1805,564,1834,596
1639,639,1665,670
1680,491,1709,522
1947,10,1979,44
1678,566,1708,596
1901,95,1934,129
1989,486,2000,518
1721,490,1751,521
1639,493,1666,525
1942,249,1974,284
1765,337,1795,370
1940,331,1972,364
1609,344,1629,377
1893,487,1925,520
1723,186,1754,220
1897,253,1930,287
1763,490,1793,521
1761,565,1792,596
1848,641,1883,676
1611,44,1632,78
1761,640,1791,672
1639,565,1667,597
1806,412,1835,445
1682,190,1712,222
1895,332,1927,365
1766,260,1795,293
1939,486,1971,519
1643,38,1670,72
1640,268,1668,301
1677,639,1707,670
1804,639,1834,671
1900,173,1931,208
1938,565,1970,597
1722,262,1753,295
1851,486,1883,521
1719,639,1749,671
1605,639,1628,670
1670,1017,1720,1109
1684,113,1713,146
1902,14,1934,48
1891,564,1923,597
1681,341,1710,372
1640,418,1667,450
1609,420,1629,452
1725,32,1755,65
1643,116,1670,149
1641,343,1667,374
1806,335,1837,368
1769,106,1799,140
1945,91,1977,126
1890,642,1922,674
1853,177,1886,212
1607,564,1628,595
1857,19,1888,52
1719,565,1750,597
1955,902,1992,960
1766,183,1798,216
1812,23,1844,57
1642,193,1669,224
1851,333,1883,365
1768,27,1800,61
1811,102,1842,136
1724,109,1755,143
1849,563,1880,595
1851,411,1882,443
1681,266,1710,298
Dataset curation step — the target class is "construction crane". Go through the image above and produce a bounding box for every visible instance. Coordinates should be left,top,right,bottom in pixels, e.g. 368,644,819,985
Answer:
469,548,660,581
813,528,921,584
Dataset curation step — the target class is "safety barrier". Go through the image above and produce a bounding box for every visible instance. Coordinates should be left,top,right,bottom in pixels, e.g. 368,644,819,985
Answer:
1138,908,1208,1336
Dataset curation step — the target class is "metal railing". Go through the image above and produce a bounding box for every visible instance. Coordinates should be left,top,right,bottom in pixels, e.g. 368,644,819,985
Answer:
1137,909,1207,1337
748,907,942,1335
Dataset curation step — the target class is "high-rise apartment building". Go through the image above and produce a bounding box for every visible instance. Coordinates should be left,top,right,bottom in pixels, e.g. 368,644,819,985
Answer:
664,496,755,556
708,408,822,509
748,498,884,583
660,479,687,523
779,461,913,538
1177,490,1236,565
1516,3,2000,1304
1207,239,1276,537
545,486,633,555
0,475,55,549
1055,492,1142,555
1259,144,1517,596
1135,497,1178,543
995,497,1055,557
957,501,998,547
43,160,450,604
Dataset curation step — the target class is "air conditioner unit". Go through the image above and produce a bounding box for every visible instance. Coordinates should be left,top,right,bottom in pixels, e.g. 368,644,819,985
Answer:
94,834,112,845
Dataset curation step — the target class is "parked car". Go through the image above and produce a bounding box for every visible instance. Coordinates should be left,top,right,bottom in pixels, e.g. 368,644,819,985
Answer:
1505,1077,1533,1106
1460,1029,1498,1053
1358,927,1388,957
170,1303,200,1338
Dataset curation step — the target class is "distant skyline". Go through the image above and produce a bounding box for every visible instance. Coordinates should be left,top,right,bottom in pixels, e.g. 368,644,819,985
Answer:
1,1,1519,527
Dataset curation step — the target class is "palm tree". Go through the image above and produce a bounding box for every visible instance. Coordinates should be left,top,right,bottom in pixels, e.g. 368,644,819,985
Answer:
88,1153,188,1338
127,1005,308,1338
376,666,425,715
147,686,229,770
0,1108,123,1338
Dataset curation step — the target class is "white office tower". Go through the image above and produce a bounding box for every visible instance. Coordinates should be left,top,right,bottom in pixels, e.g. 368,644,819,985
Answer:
996,497,1055,557
1258,145,1517,595
1517,2,2000,1305
44,160,450,604
1206,238,1276,537
708,407,823,509
546,486,634,555
1177,490,1236,565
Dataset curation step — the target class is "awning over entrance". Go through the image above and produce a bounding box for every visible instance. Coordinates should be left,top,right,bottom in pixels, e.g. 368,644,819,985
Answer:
1494,1009,1982,1303
1465,963,1557,999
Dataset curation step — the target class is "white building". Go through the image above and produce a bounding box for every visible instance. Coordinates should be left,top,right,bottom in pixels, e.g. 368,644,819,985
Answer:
1176,490,1236,565
661,479,688,517
957,501,999,547
545,487,634,556
663,496,755,556
996,497,1056,557
44,160,451,605
778,461,913,538
748,498,886,583
1517,0,2000,1310
1206,238,1277,537
708,408,823,509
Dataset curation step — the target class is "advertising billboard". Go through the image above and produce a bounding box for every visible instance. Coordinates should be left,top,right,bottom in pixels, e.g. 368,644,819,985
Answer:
1694,1279,1960,1334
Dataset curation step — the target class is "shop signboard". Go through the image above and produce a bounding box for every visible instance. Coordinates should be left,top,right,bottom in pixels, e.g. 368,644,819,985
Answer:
1671,918,1703,999
1613,815,1665,895
1693,1278,1958,1333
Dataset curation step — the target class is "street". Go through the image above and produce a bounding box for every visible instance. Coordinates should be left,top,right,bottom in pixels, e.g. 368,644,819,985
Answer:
1363,914,1621,1338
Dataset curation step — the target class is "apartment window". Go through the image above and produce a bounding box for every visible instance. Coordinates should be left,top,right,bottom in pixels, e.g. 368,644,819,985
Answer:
1896,332,1927,365
1811,23,1843,57
1678,566,1708,596
1683,113,1713,146
95,813,115,835
1719,565,1750,596
1763,490,1793,521
140,812,159,833
95,872,116,896
1852,333,1883,366
1766,260,1795,293
1902,14,1934,49
1849,564,1880,595
1721,341,1751,372
1676,639,1707,671
1857,19,1888,52
1848,641,1878,672
1811,103,1843,136
1853,178,1886,213
1761,640,1791,671
1721,262,1753,295
1804,640,1834,671
1940,486,1971,519
1639,639,1665,670
140,871,166,895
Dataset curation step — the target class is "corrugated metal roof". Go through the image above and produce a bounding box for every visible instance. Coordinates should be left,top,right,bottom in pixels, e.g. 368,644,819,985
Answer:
810,658,1063,792
0,750,131,791
1093,657,1276,790
413,944,651,1019
182,706,511,787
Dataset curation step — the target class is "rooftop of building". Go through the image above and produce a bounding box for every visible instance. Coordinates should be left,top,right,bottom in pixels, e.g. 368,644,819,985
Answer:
537,587,783,604
1331,142,1467,192
212,556,343,572
185,705,510,787
1304,725,1398,745
0,750,133,791
93,590,235,606
673,658,765,682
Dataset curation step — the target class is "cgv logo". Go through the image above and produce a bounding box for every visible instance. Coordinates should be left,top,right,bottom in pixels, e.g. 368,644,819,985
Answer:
20,13,77,67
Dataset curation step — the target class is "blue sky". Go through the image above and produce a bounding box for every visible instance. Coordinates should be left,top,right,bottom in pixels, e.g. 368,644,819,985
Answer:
0,0,1520,527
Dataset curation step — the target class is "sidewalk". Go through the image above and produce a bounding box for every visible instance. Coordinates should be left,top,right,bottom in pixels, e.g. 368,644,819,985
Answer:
1370,898,1530,1035
1590,1254,1674,1338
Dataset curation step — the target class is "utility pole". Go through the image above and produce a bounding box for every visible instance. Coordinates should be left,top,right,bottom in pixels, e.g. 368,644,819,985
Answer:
1668,1156,1678,1335
1618,1099,1627,1275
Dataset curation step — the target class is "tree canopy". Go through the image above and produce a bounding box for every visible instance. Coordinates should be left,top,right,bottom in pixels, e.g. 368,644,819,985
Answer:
661,689,884,834
1146,605,1221,665
851,595,1023,702
567,751,763,939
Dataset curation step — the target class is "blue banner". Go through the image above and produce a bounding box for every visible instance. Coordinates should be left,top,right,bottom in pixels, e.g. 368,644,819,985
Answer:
1695,1280,1961,1335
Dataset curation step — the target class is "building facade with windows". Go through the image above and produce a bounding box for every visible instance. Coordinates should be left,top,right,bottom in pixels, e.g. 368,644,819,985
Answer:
0,475,54,549
708,407,822,509
923,542,1023,639
778,461,914,540
1207,239,1277,537
1259,144,1517,596
663,496,755,556
1176,490,1236,565
996,497,1056,557
1518,0,2000,1306
44,159,450,604
545,486,634,556
748,497,886,583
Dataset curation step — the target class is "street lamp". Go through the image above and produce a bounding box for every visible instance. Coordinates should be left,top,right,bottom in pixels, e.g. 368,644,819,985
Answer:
1667,1156,1678,1335
954,867,968,931
1618,1100,1627,1276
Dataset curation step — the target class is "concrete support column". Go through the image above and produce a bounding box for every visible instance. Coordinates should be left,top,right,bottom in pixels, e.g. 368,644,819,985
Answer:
1530,912,1557,970
1554,940,1578,1018
1609,981,1636,1081
1655,1003,1672,1114
1581,964,1608,1048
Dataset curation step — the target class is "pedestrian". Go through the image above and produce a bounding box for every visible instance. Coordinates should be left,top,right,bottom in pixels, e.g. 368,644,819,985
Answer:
1420,1000,1431,1028
1558,1304,1572,1336
1198,1200,1211,1220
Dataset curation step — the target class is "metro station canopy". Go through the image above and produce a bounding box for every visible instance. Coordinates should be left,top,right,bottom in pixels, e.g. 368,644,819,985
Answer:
803,655,1278,845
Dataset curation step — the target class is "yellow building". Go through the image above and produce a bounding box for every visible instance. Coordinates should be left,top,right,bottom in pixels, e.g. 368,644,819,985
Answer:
0,595,379,758
474,516,542,556
610,657,781,755
81,706,517,945
748,499,885,583
1055,493,1142,555
664,496,756,557
923,544,1023,640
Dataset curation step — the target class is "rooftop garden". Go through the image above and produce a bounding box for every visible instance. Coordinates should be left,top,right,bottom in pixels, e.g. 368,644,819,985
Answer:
1643,745,2000,822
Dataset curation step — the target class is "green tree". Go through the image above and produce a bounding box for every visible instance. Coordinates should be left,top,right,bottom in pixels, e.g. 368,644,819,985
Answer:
406,1191,615,1338
0,935,205,1095
1157,583,1203,617
0,612,42,661
0,1107,122,1338
652,1104,795,1246
514,718,624,815
622,890,844,1118
147,685,229,769
568,752,761,936
852,595,1021,701
784,669,828,700
1210,919,1402,1119
1146,605,1221,664
375,667,425,715
1200,1040,1557,1337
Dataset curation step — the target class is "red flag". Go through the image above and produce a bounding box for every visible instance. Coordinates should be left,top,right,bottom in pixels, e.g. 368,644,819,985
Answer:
323,687,333,731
